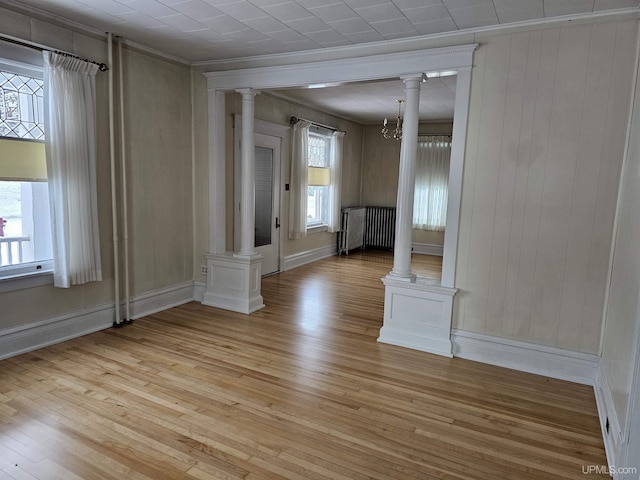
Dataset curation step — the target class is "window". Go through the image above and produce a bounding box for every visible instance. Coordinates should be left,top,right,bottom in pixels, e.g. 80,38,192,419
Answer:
413,135,451,232
0,66,53,280
307,132,331,228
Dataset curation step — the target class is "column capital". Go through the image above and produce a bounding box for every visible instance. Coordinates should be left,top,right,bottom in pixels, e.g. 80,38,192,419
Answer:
235,88,260,97
400,73,427,85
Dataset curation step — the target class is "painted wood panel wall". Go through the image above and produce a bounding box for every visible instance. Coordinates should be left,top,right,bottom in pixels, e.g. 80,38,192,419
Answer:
454,20,638,354
600,35,640,445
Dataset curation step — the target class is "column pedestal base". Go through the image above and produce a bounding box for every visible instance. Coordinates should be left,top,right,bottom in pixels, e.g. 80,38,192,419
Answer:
378,275,457,357
203,252,265,314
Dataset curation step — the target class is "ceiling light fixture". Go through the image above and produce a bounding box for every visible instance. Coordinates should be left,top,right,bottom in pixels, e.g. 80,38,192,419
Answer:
382,99,403,140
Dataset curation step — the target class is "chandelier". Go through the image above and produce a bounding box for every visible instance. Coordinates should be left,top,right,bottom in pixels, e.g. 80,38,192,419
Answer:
382,99,403,140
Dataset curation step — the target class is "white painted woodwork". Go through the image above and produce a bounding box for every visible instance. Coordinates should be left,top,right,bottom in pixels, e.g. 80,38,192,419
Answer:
203,252,264,314
598,20,640,471
237,88,258,257
454,20,638,354
389,75,422,281
379,277,456,357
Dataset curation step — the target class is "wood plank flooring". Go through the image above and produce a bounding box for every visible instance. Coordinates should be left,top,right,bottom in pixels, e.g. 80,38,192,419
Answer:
0,252,607,479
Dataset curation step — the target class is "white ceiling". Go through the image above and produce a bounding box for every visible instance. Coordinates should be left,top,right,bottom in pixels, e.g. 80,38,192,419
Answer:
1,0,637,123
269,75,457,123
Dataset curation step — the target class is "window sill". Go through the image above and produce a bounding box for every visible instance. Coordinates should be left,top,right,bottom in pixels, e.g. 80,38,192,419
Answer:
0,267,54,294
306,224,328,234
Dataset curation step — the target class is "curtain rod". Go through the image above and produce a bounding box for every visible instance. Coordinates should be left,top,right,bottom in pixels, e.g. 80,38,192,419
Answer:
0,35,109,72
290,116,346,135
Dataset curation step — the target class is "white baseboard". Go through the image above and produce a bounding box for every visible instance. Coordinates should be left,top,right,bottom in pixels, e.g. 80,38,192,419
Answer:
0,303,114,361
594,365,624,472
451,329,600,385
412,242,444,256
0,281,198,360
193,281,206,302
130,281,195,319
283,244,336,271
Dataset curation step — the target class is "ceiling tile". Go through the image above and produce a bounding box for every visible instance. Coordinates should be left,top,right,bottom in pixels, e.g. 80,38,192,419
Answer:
215,1,267,20
260,1,312,22
112,10,167,26
265,28,306,42
200,13,248,32
308,3,358,22
448,3,499,28
441,0,493,8
305,29,344,44
342,29,385,43
328,16,372,34
81,0,135,15
171,0,224,19
413,17,458,35
158,13,207,30
342,0,389,7
371,17,417,36
294,0,342,7
123,0,177,16
243,15,288,32
543,0,595,16
247,0,289,6
354,3,404,22
223,28,268,40
394,0,444,7
492,0,541,8
285,16,331,33
594,0,640,8
496,4,544,23
401,4,452,23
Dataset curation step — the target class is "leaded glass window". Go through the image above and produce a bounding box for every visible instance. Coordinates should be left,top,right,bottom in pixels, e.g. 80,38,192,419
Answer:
0,70,44,140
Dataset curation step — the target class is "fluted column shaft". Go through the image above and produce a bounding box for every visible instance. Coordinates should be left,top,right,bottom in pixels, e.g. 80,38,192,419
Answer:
390,75,422,280
237,88,257,256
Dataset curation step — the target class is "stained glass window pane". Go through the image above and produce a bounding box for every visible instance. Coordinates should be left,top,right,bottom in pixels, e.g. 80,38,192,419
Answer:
0,70,44,141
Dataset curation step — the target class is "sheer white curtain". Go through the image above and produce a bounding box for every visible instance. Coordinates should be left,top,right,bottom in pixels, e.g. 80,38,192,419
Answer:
43,51,102,288
289,119,311,239
327,130,344,233
413,135,451,232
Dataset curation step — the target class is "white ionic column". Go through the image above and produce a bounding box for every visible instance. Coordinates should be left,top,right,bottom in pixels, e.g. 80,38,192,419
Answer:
237,88,258,257
389,75,422,281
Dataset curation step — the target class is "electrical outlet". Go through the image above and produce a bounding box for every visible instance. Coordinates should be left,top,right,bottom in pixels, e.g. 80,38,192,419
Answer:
201,265,208,275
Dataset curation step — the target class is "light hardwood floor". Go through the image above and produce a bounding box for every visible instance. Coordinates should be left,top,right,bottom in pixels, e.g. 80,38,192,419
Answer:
0,252,607,479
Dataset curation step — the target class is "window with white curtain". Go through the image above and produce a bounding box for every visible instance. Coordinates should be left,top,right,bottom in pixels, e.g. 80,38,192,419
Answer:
413,135,451,232
307,132,331,228
290,120,343,239
0,64,53,279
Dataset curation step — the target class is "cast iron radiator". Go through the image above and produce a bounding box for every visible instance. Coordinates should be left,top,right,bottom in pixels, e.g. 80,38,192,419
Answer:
364,206,396,250
337,206,396,254
337,207,365,255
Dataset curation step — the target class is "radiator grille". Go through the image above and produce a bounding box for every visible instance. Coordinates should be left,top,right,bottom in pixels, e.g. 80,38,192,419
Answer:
364,206,396,250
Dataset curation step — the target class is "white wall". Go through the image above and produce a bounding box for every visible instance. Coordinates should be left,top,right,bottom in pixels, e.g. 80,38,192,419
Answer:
0,7,194,334
455,20,638,354
600,25,640,467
